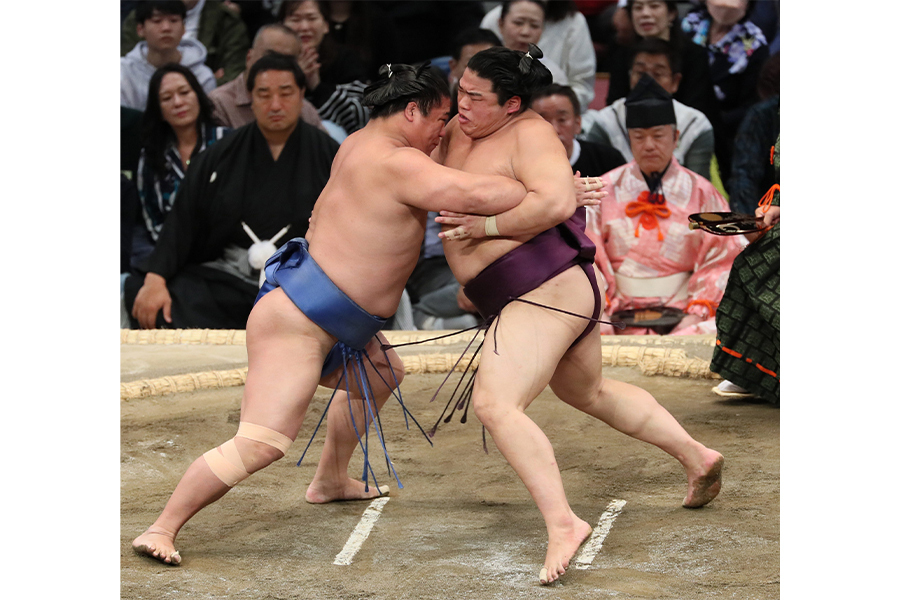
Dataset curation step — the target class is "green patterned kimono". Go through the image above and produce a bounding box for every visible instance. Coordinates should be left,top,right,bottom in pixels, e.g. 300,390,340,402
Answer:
709,137,780,404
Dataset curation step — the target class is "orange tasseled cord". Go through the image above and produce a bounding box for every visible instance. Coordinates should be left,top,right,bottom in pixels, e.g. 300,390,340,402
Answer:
753,183,779,239
625,191,671,241
758,183,779,213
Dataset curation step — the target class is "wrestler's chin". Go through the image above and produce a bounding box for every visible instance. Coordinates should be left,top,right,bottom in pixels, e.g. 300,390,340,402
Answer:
457,117,475,136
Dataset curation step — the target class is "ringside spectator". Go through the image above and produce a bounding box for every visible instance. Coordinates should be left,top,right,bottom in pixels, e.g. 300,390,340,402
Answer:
581,37,714,179
121,1,217,111
278,0,370,134
585,74,744,335
208,22,328,134
482,1,597,112
124,54,339,330
122,0,250,85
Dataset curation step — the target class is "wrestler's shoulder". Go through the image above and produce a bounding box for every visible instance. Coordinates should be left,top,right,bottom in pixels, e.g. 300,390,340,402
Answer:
343,132,418,163
509,111,558,138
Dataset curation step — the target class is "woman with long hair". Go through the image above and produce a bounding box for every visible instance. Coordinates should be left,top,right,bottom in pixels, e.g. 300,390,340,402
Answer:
132,63,230,265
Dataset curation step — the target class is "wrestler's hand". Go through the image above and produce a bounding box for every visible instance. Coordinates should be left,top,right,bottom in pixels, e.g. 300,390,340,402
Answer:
132,272,172,329
436,211,485,241
574,171,607,208
456,286,477,313
298,46,321,90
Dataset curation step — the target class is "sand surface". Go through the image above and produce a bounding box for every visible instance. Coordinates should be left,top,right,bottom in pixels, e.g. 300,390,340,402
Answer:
121,334,779,599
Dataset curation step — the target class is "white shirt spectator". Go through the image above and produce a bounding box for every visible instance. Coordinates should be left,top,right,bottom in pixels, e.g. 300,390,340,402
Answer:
481,5,596,111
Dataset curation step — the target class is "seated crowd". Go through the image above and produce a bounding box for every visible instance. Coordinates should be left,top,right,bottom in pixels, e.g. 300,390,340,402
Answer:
121,0,780,393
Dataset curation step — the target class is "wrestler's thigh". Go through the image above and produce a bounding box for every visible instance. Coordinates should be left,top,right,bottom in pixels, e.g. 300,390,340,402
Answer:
475,266,596,409
318,332,404,399
549,266,606,410
549,321,606,412
241,287,337,439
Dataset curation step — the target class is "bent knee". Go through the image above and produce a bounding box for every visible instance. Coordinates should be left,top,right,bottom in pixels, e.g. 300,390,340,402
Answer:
204,423,294,486
472,393,515,429
234,437,286,473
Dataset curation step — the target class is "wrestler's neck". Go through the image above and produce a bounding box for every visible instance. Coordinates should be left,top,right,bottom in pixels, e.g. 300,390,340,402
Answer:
367,117,426,152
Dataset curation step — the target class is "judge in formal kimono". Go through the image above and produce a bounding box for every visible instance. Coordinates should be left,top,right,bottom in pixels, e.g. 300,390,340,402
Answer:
585,74,744,335
126,53,340,330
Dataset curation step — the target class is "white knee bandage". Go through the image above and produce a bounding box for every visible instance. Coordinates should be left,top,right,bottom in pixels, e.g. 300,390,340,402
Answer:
203,422,294,487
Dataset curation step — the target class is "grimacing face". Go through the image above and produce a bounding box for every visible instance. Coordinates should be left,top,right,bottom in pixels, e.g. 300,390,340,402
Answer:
251,69,304,134
456,69,518,140
413,97,452,156
629,124,679,173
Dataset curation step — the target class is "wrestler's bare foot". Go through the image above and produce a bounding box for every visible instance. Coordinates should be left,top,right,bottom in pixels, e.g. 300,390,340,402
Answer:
132,527,181,566
305,478,390,504
539,516,593,585
683,450,724,508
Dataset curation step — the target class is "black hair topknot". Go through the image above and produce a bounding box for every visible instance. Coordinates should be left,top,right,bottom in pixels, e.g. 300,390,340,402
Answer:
364,62,451,119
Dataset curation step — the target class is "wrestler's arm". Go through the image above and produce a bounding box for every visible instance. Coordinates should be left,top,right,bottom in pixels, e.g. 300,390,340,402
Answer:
390,137,526,215
437,171,605,239
441,118,575,239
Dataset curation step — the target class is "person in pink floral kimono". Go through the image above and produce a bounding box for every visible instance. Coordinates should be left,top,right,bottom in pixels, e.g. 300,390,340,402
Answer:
585,74,744,335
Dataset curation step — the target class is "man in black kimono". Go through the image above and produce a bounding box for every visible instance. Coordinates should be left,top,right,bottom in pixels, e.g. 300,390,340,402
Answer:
126,53,340,329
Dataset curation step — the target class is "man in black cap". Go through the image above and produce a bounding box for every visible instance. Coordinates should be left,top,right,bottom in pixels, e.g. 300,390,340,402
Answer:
584,74,745,336
580,38,715,180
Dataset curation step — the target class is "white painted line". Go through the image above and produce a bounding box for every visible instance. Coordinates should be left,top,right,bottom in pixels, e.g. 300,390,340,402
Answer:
574,498,626,569
333,496,390,566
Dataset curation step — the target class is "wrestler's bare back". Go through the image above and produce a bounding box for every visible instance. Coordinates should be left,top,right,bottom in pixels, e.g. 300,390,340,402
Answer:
437,112,573,284
305,131,428,319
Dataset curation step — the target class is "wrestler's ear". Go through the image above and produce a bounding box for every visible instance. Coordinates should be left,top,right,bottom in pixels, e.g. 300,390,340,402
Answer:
505,95,521,115
404,101,417,122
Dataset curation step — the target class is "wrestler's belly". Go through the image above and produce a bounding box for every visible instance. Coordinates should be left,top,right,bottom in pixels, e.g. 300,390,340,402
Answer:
444,237,527,285
311,247,418,318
